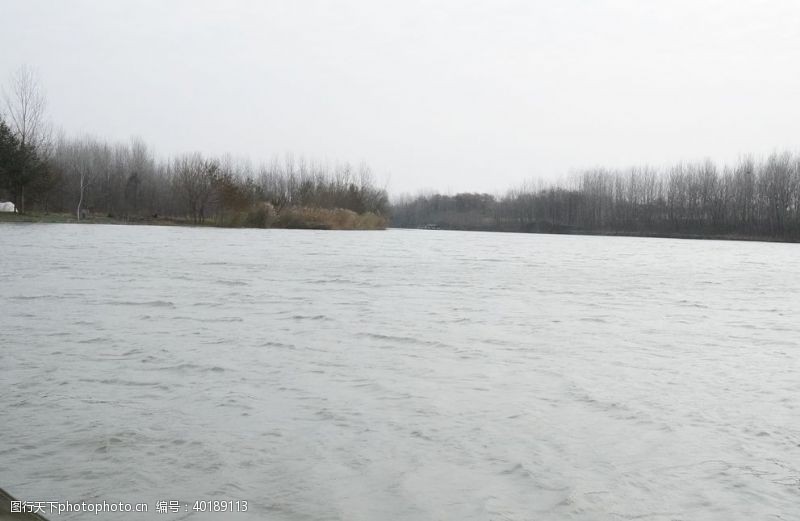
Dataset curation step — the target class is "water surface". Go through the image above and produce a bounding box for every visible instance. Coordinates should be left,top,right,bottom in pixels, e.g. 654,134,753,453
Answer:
2,224,799,520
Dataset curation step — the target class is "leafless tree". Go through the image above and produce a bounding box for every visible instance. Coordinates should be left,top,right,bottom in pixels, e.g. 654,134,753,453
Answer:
3,66,50,154
1,66,51,212
173,153,219,224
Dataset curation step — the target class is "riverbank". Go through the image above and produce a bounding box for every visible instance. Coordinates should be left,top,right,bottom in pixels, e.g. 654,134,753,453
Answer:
0,207,387,230
398,224,799,244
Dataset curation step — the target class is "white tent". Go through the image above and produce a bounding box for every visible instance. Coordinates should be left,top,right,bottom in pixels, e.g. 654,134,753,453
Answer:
0,201,16,212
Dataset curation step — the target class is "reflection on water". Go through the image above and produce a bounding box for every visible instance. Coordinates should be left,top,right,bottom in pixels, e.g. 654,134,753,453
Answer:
2,224,799,520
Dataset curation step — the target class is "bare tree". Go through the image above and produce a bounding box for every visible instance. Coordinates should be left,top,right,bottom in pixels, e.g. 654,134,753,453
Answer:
3,66,50,154
173,153,219,224
2,66,52,212
76,160,90,220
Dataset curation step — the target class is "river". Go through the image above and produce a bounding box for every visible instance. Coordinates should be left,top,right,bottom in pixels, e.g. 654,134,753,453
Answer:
1,224,798,520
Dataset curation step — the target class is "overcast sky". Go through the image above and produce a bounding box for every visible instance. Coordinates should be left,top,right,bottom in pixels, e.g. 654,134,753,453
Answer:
2,0,799,194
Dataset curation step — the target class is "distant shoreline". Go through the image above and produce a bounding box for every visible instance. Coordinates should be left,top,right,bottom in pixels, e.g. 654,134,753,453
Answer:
393,225,800,244
5,212,798,243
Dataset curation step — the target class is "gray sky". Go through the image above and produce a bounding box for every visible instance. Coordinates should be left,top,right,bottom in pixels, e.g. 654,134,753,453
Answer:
2,0,799,194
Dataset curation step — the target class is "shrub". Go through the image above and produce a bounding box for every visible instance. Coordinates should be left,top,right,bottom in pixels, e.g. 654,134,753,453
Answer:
244,202,276,228
275,206,386,230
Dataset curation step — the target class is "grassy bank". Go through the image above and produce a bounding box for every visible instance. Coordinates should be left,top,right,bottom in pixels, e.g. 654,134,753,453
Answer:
0,212,184,226
0,206,387,230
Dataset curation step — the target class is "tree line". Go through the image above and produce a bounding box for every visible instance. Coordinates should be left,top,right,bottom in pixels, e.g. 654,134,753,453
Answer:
4,67,800,239
0,67,388,229
392,155,800,240
44,138,388,226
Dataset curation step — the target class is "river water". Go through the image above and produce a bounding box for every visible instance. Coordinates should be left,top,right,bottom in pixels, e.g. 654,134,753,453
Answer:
1,224,798,520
